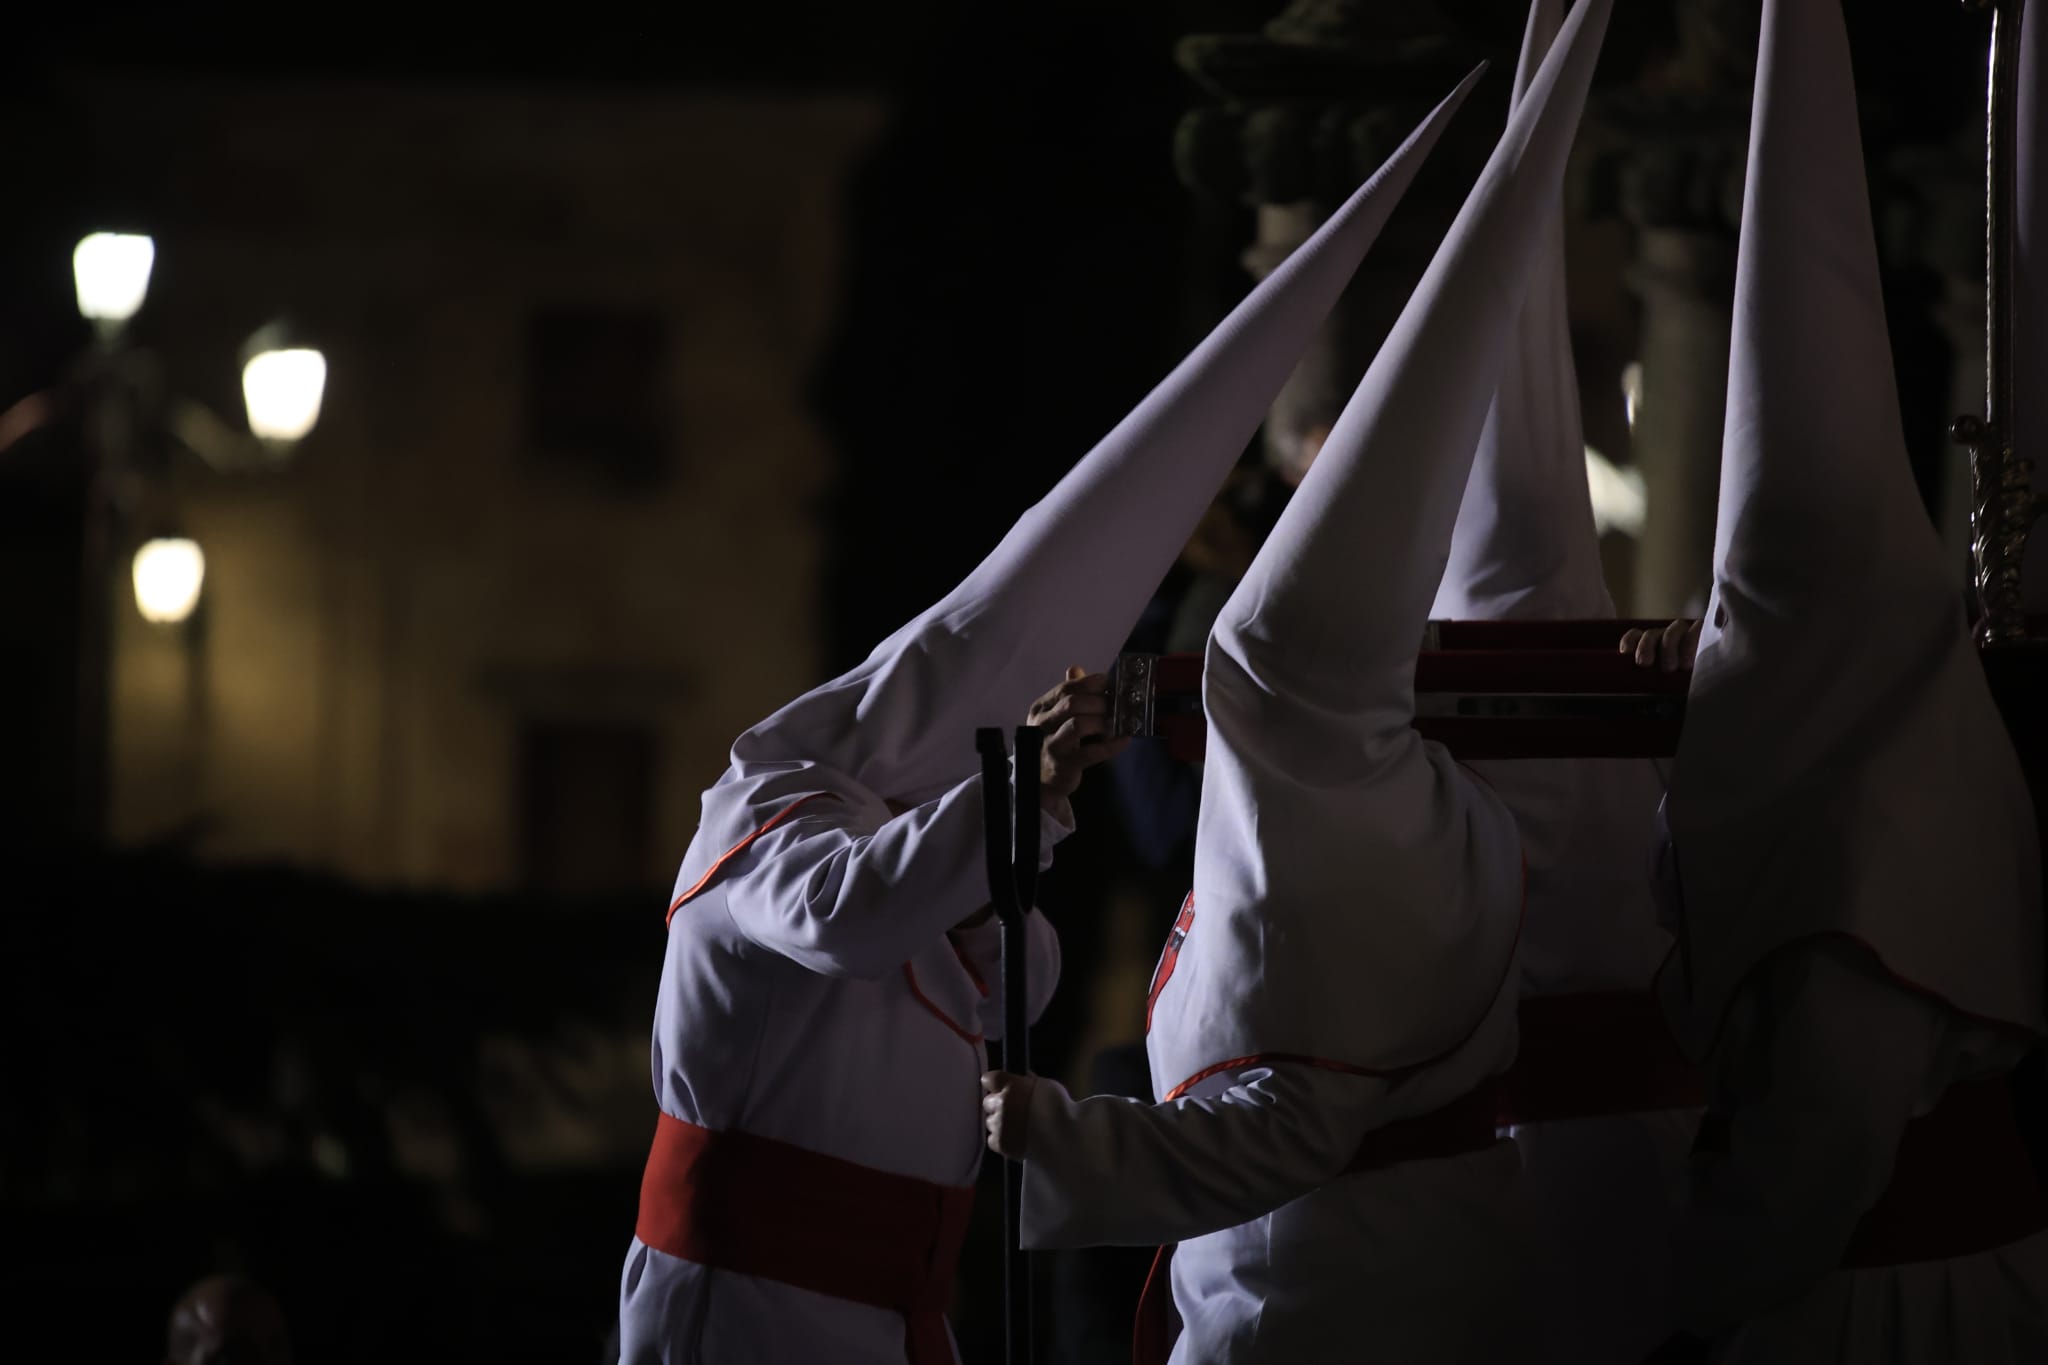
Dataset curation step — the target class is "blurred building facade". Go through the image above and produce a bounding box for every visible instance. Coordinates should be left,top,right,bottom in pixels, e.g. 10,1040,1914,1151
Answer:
10,2,1991,898
59,80,887,893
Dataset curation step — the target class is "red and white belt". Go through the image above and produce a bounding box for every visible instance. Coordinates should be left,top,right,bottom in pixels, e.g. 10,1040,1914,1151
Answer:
1134,990,1704,1364
1693,1070,2048,1268
635,1113,976,1365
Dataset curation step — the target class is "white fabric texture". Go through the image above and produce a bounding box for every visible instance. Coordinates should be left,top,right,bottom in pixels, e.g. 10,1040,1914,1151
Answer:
1429,7,1682,1360
1430,0,1669,1003
1150,0,1616,1099
1660,10,2048,1362
1023,970,1528,1364
683,68,1483,866
1015,6,1619,1361
1678,939,2048,1364
620,63,1490,1365
1663,0,2044,1054
618,782,1064,1364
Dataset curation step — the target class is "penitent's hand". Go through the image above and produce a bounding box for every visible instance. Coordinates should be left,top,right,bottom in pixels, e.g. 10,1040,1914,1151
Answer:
980,1070,1038,1158
1025,667,1131,807
1620,619,1701,672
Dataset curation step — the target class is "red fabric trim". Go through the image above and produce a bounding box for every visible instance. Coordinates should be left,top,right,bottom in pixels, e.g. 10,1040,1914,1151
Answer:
1414,648,1691,696
665,792,843,926
1144,893,1195,1035
1132,1244,1177,1365
635,1113,974,1365
1452,756,1506,796
1170,992,1698,1123
1143,709,1683,763
1160,1051,1382,1104
1500,992,1704,1125
1124,639,1694,762
1429,618,1681,650
903,963,984,1048
1345,1080,1503,1172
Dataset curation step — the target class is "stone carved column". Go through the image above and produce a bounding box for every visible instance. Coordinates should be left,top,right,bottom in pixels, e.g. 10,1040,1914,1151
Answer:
1173,0,1502,480
1623,225,1737,614
1578,0,1756,614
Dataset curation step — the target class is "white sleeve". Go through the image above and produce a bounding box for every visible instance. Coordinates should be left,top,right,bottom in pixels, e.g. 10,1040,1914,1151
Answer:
1017,967,1519,1250
1017,1063,1387,1249
720,775,1070,981
1674,939,1960,1333
950,908,1063,1038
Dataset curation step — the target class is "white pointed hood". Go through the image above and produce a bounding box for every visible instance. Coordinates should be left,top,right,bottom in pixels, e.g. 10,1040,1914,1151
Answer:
1663,0,2044,1052
1434,0,1669,997
1433,0,1609,623
1149,0,1616,1094
677,73,1486,885
2019,0,2048,610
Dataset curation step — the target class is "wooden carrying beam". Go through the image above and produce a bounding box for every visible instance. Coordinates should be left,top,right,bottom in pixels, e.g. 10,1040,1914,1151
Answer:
1111,620,1690,762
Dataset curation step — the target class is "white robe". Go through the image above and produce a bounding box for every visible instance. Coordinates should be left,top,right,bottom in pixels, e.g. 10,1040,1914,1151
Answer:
1489,756,1694,1365
1021,958,1535,1364
1678,938,2048,1365
1008,5,1614,1356
617,777,1064,1365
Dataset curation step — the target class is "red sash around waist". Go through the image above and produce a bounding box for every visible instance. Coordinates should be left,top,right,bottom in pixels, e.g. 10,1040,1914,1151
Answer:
1843,1073,2048,1266
1690,1073,2048,1268
1134,992,1702,1363
1346,990,1704,1167
1346,1079,1503,1171
1501,990,1705,1125
635,1113,976,1365
1843,1072,2048,1266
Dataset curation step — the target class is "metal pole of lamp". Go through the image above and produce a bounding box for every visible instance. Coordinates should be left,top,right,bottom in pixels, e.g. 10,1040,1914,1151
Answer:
59,232,327,848
68,231,157,848
73,351,118,847
1956,0,2046,646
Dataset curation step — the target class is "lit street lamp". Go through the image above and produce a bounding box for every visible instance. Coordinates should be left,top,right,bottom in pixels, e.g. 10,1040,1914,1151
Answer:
72,232,157,334
133,538,207,626
242,347,327,445
0,230,327,845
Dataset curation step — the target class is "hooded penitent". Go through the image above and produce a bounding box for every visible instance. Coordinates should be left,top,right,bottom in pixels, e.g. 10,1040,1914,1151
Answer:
672,74,1487,898
1662,0,2045,1054
1432,0,1668,995
1148,0,1617,1096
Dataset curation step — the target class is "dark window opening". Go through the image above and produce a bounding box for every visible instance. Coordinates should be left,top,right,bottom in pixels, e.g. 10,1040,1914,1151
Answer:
523,307,668,489
517,720,656,897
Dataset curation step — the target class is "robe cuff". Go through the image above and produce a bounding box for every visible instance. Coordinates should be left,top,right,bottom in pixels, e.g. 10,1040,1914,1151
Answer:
1018,1077,1113,1250
1026,763,1076,866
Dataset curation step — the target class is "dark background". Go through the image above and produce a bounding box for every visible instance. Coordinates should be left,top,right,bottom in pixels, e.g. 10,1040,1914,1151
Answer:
0,2,1998,1360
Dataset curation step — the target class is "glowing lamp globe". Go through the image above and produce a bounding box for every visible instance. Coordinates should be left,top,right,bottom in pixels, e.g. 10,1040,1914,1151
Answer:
73,232,156,327
242,348,327,443
133,538,206,624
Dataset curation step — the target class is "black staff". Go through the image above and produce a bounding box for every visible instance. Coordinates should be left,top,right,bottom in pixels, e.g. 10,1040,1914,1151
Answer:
976,724,1041,1365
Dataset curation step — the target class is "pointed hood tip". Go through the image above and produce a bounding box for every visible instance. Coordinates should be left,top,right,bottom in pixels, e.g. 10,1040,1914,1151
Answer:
1217,0,1615,675
1669,0,2046,1047
1435,0,1610,623
695,78,1487,840
1713,0,1935,601
1155,0,1616,1086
